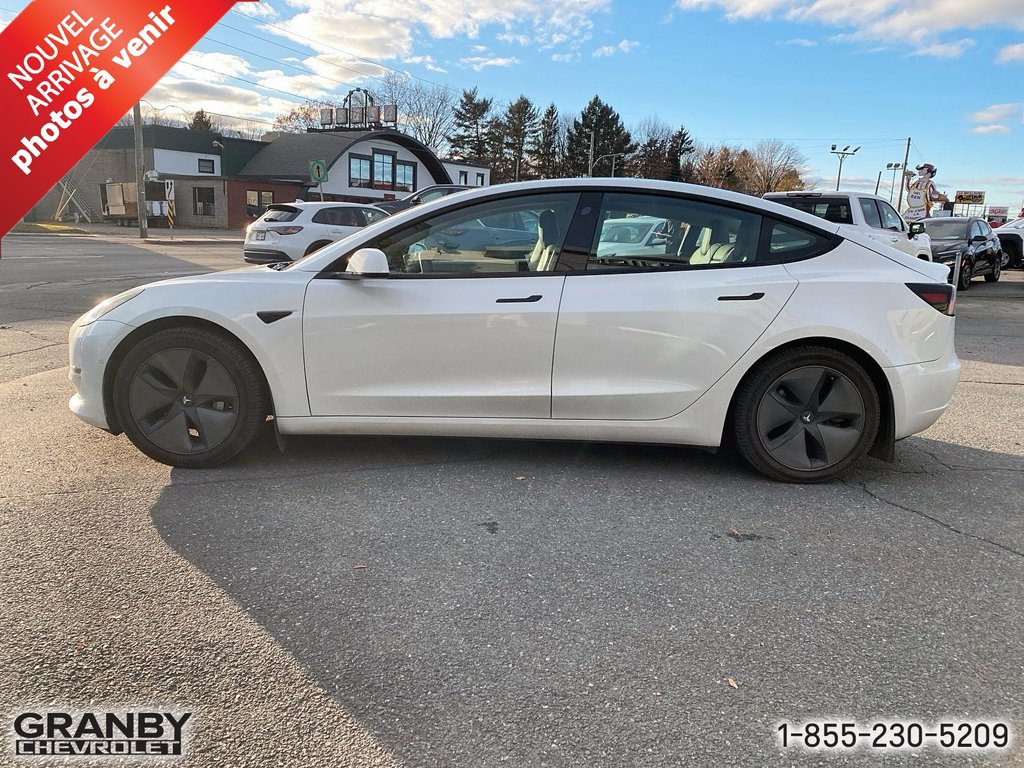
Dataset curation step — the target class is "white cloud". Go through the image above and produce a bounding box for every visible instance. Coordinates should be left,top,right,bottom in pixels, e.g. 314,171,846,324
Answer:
998,43,1024,62
235,2,279,19
403,54,448,73
969,103,1022,123
592,39,639,57
675,0,1024,57
779,37,818,46
458,55,521,70
972,124,1011,134
551,52,581,62
497,32,533,45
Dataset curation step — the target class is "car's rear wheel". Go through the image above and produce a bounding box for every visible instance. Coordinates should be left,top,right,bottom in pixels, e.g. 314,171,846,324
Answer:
957,258,973,291
304,240,332,256
113,326,268,468
733,347,880,483
985,257,1001,282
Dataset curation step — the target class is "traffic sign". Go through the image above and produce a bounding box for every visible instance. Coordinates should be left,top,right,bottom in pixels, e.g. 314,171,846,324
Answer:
310,159,328,183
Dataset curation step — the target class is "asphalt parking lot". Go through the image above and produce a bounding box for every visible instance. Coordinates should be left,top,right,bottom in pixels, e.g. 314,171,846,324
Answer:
1,231,1022,767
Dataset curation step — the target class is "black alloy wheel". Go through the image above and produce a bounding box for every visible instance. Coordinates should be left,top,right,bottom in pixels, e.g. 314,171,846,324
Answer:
733,347,880,483
113,327,269,467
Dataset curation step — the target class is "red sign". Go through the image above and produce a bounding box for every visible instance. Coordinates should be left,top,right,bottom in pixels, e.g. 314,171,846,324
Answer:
0,0,258,240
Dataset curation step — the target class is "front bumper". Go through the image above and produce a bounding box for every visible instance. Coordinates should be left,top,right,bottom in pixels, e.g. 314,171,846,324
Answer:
68,318,132,431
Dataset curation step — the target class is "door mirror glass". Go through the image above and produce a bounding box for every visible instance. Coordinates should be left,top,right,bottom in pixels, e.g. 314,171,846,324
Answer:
909,222,925,237
347,248,390,277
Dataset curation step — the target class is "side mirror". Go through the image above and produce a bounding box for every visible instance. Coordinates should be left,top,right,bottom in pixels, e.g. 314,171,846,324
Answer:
971,234,987,244
909,222,925,237
344,248,390,279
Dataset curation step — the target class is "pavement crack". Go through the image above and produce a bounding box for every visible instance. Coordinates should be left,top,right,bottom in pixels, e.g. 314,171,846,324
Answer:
959,380,1024,386
858,481,1024,560
0,342,62,358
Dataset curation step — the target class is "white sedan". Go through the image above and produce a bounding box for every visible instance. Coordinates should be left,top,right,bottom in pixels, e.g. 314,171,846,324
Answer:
69,179,960,483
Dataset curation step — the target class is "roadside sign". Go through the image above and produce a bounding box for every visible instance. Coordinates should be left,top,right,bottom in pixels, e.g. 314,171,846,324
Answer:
309,159,328,184
954,190,985,205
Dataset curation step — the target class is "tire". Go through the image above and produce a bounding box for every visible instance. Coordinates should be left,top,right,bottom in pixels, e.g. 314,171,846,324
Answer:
113,326,269,468
733,347,880,483
957,258,973,291
304,240,332,257
985,256,1001,282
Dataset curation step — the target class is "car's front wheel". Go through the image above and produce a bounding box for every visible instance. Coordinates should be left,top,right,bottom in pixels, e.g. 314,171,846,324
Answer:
985,257,1001,282
733,347,880,483
957,258,973,291
113,326,269,467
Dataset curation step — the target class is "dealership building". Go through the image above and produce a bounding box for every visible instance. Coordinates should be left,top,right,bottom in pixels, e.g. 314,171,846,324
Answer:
29,125,489,230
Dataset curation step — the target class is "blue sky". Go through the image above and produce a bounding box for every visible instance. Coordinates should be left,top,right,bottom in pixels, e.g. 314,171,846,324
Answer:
2,0,1021,209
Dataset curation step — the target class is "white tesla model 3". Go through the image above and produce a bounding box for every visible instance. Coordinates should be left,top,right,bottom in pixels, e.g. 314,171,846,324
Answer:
68,179,960,482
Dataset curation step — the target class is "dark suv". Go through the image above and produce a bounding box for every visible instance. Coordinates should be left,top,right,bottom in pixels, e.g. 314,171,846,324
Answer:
374,184,472,214
922,217,1003,290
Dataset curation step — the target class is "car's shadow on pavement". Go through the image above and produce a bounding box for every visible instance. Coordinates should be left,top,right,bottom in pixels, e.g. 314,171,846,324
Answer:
149,433,1024,767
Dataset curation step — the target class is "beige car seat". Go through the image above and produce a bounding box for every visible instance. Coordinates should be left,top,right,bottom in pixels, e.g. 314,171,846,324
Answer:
528,210,560,271
689,219,727,264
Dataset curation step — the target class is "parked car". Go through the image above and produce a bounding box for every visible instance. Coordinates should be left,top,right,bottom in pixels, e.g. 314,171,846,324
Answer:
243,202,389,263
995,217,1024,268
373,184,472,214
763,191,932,261
922,216,1003,290
68,179,959,483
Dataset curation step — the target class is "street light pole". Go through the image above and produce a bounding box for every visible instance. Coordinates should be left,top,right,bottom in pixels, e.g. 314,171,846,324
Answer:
830,144,860,191
587,130,595,178
885,162,904,203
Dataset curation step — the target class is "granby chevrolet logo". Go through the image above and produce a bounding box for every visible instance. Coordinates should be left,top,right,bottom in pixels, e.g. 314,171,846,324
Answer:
12,711,192,756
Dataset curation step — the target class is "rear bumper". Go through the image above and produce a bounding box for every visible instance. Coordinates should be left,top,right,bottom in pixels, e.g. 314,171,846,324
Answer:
887,330,961,440
244,248,293,264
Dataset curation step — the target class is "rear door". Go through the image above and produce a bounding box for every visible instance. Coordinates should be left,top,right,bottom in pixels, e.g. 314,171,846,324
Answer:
551,192,804,420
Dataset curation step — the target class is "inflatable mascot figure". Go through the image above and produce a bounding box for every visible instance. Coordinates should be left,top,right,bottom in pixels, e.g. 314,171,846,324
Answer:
903,163,948,222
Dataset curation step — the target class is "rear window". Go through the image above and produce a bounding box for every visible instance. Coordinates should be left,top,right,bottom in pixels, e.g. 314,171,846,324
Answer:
770,196,854,225
262,206,300,223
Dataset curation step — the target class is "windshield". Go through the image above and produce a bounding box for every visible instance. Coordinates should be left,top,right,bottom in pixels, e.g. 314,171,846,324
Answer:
1001,218,1024,230
923,219,969,240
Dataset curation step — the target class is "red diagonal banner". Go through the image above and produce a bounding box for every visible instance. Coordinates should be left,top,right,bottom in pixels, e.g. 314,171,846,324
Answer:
0,0,257,240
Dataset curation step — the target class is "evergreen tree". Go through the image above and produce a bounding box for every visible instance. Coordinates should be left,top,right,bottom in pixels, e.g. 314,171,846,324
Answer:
666,127,696,182
448,87,493,164
564,96,633,178
188,108,214,132
528,103,562,179
502,95,539,181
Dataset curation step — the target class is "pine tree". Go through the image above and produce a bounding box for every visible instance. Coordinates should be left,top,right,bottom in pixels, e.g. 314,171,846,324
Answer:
563,96,633,178
502,95,539,181
666,127,695,182
528,103,561,179
188,109,214,132
448,87,493,164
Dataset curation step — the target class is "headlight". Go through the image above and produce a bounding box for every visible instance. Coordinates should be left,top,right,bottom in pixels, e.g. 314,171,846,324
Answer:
75,288,144,326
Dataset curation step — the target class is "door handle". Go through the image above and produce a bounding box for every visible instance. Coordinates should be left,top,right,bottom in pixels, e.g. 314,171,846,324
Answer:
890,237,900,244
717,292,764,301
496,295,542,303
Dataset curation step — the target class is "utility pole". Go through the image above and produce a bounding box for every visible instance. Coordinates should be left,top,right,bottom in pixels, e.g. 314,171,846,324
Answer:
587,130,595,178
133,102,148,239
874,170,883,195
897,137,911,211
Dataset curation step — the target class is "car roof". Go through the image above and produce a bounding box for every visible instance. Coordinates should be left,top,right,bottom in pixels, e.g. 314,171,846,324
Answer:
764,190,888,202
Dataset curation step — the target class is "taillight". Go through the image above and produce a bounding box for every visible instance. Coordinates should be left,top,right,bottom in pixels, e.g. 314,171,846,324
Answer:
906,282,955,316
269,226,303,235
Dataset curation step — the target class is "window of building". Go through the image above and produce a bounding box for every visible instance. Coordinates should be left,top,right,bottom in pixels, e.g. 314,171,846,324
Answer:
193,187,215,216
246,190,274,218
373,151,395,190
198,158,215,174
349,155,371,188
395,161,416,193
458,170,469,185
476,173,485,186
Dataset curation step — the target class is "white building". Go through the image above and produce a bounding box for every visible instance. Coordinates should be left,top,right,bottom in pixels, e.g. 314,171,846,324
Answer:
238,129,490,203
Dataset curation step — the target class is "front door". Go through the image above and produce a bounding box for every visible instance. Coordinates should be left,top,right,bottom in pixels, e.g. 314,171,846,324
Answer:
302,191,582,418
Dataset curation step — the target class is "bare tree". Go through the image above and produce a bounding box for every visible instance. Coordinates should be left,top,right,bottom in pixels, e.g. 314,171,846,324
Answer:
693,144,741,189
744,139,807,196
371,72,457,153
273,100,341,132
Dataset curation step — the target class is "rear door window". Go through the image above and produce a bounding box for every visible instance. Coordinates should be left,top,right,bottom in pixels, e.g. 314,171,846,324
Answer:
858,198,883,229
